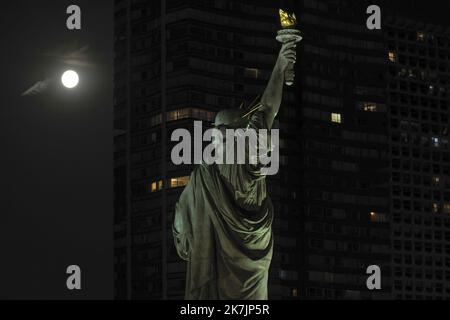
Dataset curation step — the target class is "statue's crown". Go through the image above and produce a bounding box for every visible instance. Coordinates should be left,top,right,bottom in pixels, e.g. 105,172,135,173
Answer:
213,95,263,127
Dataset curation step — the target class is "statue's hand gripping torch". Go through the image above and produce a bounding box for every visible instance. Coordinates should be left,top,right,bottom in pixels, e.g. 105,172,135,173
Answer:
276,9,302,86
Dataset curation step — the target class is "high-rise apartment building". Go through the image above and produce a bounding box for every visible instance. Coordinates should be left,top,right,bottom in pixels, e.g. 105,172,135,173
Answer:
385,17,450,299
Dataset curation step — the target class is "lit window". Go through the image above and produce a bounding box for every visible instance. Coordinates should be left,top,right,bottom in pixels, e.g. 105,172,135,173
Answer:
331,113,342,124
191,108,216,122
417,31,426,41
167,109,189,121
292,288,298,297
151,180,164,192
365,105,377,112
370,212,387,223
388,51,397,62
432,176,440,186
165,108,216,122
170,176,190,188
431,137,440,147
244,67,260,79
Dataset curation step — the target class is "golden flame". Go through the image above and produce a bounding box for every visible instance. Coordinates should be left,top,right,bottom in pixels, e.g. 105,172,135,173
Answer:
279,9,297,28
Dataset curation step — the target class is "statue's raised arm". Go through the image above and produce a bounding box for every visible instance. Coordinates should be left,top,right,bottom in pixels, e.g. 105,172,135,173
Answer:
260,40,299,129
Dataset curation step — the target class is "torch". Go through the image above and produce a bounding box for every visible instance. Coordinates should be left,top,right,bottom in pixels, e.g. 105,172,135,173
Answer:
276,9,302,86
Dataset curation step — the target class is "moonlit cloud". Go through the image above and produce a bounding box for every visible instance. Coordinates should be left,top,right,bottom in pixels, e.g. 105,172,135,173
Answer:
21,78,53,96
21,44,90,97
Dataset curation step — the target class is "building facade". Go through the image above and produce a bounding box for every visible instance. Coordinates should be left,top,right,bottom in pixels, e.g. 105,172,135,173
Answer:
114,0,450,300
293,0,391,299
386,17,450,299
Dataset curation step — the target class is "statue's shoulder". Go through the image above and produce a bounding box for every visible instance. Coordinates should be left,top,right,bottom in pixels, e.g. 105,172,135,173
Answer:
190,163,216,178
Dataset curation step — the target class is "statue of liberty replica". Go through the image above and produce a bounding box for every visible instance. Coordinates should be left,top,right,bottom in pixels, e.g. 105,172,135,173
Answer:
173,10,301,300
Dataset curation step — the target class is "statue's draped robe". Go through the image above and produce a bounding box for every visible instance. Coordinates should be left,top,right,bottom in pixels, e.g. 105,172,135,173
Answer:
172,110,274,300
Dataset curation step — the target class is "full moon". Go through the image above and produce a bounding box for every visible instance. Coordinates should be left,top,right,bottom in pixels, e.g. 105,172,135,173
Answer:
61,70,79,89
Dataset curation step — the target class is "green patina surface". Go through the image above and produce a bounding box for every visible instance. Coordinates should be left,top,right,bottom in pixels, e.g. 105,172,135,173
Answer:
173,110,273,300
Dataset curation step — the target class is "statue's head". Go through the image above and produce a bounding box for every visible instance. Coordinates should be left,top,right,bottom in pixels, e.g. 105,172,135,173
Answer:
210,101,262,162
212,108,248,129
211,109,248,156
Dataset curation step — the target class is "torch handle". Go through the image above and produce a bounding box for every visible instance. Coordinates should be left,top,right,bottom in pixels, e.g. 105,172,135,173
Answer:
276,31,302,86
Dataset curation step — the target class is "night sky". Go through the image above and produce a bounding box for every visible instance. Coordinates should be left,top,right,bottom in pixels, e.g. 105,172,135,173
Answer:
0,1,113,299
